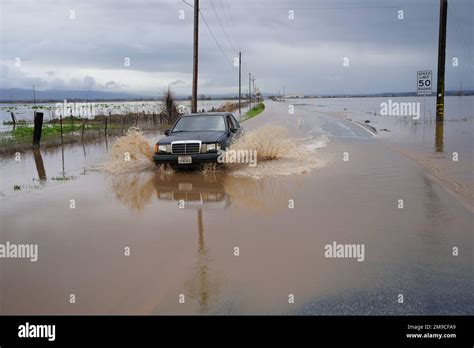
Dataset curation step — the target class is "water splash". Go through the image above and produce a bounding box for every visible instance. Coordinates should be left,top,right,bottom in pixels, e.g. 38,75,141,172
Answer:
226,125,328,178
96,128,156,174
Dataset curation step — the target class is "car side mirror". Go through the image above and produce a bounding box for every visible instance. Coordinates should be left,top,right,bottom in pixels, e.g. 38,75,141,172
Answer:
164,129,170,136
230,127,238,133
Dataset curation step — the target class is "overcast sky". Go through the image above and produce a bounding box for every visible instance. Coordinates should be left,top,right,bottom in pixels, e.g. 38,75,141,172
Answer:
0,0,473,96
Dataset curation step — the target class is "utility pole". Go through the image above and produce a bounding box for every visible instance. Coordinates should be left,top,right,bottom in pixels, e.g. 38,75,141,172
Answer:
249,73,252,109
436,0,447,122
191,0,199,113
251,75,256,102
238,51,241,115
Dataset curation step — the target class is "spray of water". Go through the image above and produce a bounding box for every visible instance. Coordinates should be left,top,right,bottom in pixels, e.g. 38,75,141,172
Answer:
229,125,294,161
225,125,328,178
97,128,156,174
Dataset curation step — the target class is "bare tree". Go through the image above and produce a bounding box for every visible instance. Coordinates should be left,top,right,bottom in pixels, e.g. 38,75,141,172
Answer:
162,87,179,124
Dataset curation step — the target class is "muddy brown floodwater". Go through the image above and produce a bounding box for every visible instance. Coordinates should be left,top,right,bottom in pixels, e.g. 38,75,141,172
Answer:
0,99,472,315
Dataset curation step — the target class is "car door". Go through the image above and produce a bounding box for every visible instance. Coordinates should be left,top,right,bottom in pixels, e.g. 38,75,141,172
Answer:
226,115,242,138
230,115,243,137
222,115,232,148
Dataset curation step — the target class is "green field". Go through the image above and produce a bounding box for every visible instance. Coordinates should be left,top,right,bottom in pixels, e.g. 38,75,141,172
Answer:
9,124,100,138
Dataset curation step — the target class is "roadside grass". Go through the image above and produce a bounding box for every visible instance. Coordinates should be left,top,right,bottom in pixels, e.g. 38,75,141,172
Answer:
10,124,101,138
3,120,28,125
0,122,123,156
241,102,265,122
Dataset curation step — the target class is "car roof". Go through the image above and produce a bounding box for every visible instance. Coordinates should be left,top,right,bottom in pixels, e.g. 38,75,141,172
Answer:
181,112,233,117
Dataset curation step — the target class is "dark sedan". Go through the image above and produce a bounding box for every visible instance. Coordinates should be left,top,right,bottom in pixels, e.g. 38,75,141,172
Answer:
153,112,242,167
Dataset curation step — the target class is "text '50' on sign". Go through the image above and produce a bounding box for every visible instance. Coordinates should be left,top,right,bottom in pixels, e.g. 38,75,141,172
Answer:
417,70,432,96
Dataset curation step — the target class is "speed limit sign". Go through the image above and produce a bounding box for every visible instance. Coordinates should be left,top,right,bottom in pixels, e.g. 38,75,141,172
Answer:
417,70,432,95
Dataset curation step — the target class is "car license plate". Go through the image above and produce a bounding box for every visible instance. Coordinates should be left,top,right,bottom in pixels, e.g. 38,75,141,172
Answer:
178,156,192,164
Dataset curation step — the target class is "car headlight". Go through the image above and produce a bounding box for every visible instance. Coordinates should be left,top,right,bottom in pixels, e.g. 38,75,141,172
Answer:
158,144,168,152
206,143,221,152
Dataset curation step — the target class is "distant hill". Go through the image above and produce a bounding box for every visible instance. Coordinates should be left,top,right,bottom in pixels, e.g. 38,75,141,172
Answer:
0,89,148,102
0,88,245,102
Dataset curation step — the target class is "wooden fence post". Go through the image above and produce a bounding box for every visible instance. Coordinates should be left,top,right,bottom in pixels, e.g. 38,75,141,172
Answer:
32,112,44,146
59,113,64,143
10,112,16,125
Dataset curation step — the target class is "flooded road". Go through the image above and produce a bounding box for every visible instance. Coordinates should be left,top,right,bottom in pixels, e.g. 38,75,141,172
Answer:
0,98,472,315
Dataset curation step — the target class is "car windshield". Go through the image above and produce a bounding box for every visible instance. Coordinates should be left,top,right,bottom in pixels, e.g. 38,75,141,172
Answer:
172,116,226,132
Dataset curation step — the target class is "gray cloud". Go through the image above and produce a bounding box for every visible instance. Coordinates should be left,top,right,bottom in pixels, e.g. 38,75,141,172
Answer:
0,0,472,95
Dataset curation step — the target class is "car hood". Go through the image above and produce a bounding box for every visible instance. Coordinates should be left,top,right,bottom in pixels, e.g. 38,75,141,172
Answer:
158,131,226,144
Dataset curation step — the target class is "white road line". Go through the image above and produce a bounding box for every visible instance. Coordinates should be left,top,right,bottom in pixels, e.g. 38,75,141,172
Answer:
348,120,377,136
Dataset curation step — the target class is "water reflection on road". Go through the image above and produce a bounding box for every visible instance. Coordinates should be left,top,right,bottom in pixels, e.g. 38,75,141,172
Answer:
185,208,215,314
103,170,296,314
107,170,291,215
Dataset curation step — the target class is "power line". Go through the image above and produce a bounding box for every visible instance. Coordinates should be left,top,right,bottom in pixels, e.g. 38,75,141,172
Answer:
182,0,193,8
199,10,235,70
221,0,241,50
448,4,474,74
222,0,248,78
206,4,439,10
209,0,238,54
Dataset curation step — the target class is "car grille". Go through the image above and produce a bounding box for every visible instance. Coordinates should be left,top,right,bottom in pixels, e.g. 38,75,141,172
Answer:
172,142,200,154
